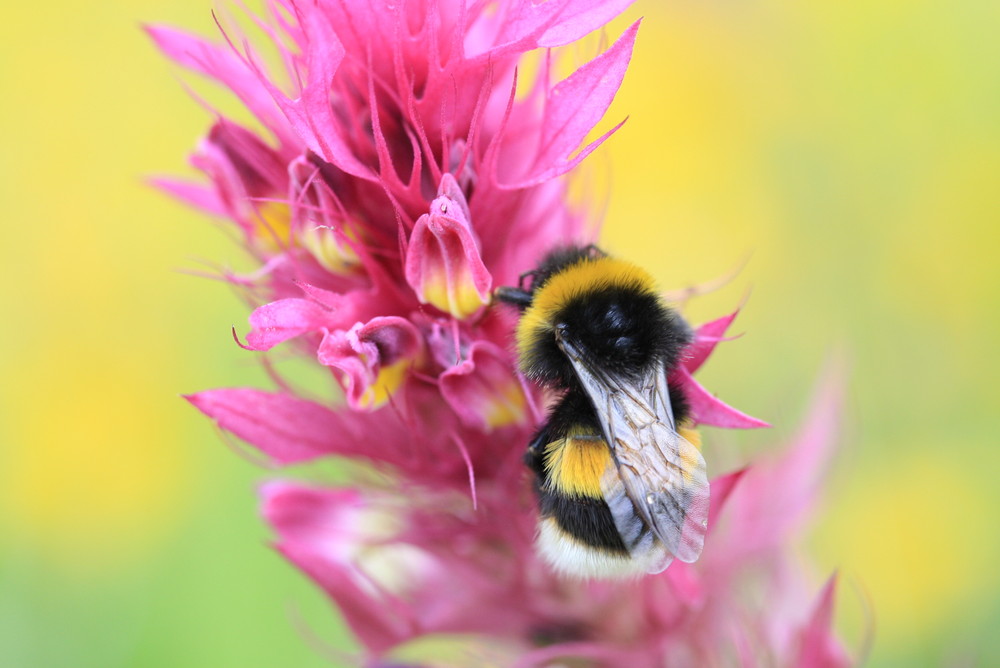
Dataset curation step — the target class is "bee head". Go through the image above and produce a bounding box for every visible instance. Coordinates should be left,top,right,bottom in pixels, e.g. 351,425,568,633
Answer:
514,255,691,387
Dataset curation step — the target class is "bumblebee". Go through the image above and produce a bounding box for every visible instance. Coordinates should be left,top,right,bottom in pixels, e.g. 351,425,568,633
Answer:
496,246,709,578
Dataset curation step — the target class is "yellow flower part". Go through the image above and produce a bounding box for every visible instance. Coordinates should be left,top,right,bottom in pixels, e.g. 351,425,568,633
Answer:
421,272,489,320
300,221,362,274
356,358,412,410
480,381,528,430
252,201,292,250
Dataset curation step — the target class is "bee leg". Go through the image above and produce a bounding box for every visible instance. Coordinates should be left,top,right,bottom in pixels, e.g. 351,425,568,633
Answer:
523,426,552,477
518,269,541,291
495,286,533,308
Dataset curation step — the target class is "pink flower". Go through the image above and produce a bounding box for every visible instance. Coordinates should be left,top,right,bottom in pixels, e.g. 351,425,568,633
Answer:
405,175,492,319
155,0,851,664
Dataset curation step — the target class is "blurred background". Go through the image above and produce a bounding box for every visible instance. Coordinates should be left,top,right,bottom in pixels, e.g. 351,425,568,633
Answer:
1,0,997,665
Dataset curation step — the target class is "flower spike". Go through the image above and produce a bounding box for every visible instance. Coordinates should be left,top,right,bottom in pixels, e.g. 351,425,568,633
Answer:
159,0,848,664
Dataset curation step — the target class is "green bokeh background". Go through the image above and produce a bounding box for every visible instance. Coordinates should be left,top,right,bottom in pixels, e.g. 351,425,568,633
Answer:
1,0,997,665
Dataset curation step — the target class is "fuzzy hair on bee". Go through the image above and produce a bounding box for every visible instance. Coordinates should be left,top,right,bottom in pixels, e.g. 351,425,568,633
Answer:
497,245,710,578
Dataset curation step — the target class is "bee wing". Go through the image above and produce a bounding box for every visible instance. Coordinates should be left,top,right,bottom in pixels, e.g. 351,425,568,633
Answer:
558,339,710,565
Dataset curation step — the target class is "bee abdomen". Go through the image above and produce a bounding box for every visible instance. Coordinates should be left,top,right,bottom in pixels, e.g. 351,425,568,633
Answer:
543,433,608,498
536,432,627,554
530,429,674,577
535,487,671,578
538,488,629,554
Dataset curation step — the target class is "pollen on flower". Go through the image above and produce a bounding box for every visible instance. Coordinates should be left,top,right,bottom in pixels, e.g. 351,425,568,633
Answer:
299,223,361,275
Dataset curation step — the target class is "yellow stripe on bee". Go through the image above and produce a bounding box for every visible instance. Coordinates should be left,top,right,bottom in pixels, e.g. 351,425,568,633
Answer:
678,423,701,484
544,429,612,498
515,257,659,367
678,424,701,452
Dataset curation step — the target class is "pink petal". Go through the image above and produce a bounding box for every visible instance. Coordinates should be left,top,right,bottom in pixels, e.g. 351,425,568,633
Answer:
186,388,359,464
294,281,345,310
262,482,418,652
537,0,637,47
197,119,288,197
439,341,527,431
148,177,227,217
501,20,639,189
664,469,746,607
684,310,740,374
287,155,366,274
244,297,332,351
251,7,371,179
471,0,631,60
777,362,847,504
466,1,568,59
794,575,851,668
277,542,413,653
664,561,703,607
145,25,291,144
317,316,423,411
722,363,846,555
261,481,365,547
707,468,748,531
188,119,290,234
404,174,492,319
675,366,770,429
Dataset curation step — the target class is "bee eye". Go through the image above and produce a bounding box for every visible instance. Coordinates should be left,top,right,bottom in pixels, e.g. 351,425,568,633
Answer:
612,335,633,351
603,304,626,330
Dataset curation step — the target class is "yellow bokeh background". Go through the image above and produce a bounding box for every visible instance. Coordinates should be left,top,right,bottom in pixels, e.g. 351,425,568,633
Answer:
2,0,997,665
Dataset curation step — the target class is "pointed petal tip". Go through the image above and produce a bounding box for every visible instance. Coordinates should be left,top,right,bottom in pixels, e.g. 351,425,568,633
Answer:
537,2,640,48
795,573,850,668
184,390,209,411
706,468,749,533
500,20,640,189
683,309,742,373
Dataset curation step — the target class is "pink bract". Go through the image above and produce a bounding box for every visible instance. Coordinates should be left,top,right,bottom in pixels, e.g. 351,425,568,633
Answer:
157,0,850,664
